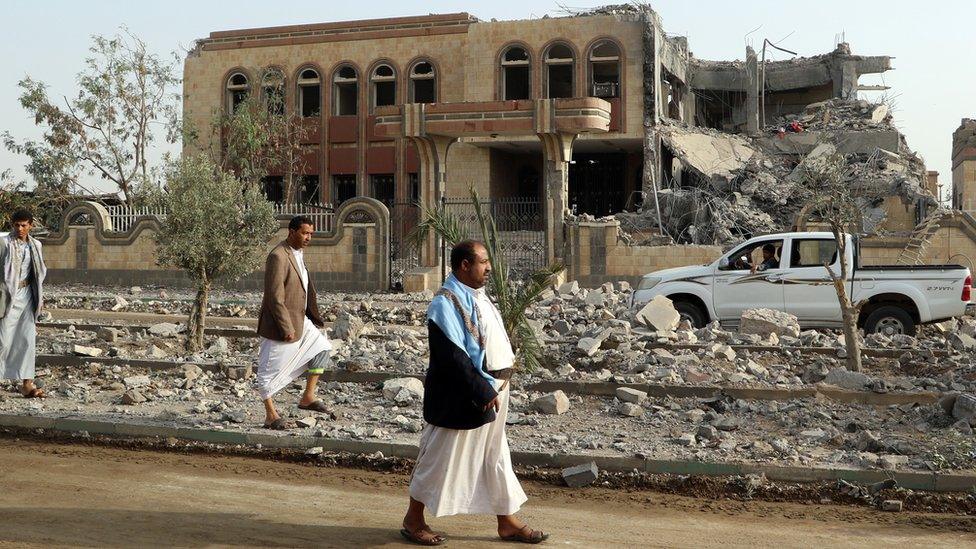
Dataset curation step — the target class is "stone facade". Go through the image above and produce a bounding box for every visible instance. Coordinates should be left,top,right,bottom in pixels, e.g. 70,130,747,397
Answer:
954,119,976,212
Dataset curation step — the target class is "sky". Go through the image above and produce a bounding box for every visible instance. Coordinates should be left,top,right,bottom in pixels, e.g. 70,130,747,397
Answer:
2,0,974,199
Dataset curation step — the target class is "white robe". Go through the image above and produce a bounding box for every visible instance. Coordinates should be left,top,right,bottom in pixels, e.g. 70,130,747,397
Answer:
409,285,528,517
255,248,332,400
1,240,36,380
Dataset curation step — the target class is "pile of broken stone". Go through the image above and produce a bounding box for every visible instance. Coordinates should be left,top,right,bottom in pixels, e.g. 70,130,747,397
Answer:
6,282,976,474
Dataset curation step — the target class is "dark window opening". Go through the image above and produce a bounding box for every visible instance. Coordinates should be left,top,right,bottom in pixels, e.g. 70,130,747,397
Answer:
547,64,574,99
264,86,284,115
589,41,621,99
410,62,436,103
298,69,321,117
333,66,358,116
693,89,746,131
375,81,395,107
226,72,249,112
371,174,395,205
502,47,530,100
408,173,420,202
332,174,357,205
262,176,285,204
299,175,320,204
568,153,626,216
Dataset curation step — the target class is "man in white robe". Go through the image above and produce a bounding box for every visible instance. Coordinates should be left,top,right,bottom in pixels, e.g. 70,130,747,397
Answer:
0,209,47,398
255,216,333,429
401,241,548,545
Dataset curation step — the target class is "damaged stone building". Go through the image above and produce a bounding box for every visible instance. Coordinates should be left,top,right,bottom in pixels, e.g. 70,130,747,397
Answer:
181,4,938,270
953,118,976,212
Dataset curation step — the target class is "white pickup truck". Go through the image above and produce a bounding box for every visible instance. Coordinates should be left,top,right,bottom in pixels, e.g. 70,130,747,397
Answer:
631,232,975,336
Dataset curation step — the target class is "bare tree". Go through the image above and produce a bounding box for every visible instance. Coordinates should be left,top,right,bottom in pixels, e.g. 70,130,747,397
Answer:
154,155,278,351
5,28,180,204
799,148,872,372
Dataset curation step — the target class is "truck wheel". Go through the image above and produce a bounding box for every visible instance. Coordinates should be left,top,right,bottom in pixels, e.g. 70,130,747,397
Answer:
674,301,707,329
864,306,916,337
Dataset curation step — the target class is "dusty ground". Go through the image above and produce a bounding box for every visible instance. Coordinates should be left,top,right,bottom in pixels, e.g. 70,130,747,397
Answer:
0,439,974,548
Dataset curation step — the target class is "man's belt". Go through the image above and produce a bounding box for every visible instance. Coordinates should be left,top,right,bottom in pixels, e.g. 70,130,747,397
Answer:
489,368,512,381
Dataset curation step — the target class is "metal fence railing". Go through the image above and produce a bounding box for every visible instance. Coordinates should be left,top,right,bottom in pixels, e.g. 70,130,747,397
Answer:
442,196,546,276
102,202,335,234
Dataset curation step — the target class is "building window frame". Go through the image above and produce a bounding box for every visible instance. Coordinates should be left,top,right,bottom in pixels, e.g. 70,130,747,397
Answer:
225,71,250,112
332,65,359,116
296,67,321,117
408,60,436,103
587,39,622,99
500,44,532,101
261,67,286,116
370,63,397,111
543,42,576,99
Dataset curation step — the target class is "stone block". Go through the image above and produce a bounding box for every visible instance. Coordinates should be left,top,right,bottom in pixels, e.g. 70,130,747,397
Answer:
561,461,599,488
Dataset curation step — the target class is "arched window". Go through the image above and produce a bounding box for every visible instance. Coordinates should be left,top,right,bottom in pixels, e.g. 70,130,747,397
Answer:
371,64,396,109
297,68,321,117
225,72,249,112
501,46,530,100
589,40,621,98
262,68,285,116
332,65,358,116
544,43,575,98
409,61,436,103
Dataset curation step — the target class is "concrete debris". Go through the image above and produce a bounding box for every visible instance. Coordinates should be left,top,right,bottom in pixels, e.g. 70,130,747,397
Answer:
881,500,903,512
381,377,424,402
533,390,570,415
72,345,103,357
739,309,801,339
149,323,184,338
617,402,644,417
615,387,647,404
122,389,146,405
823,368,872,391
333,311,366,340
951,394,976,425
561,461,599,488
634,295,680,333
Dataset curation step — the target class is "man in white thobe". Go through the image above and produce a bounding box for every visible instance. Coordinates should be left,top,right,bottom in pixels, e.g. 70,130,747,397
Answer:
401,241,548,545
255,216,333,429
0,209,47,398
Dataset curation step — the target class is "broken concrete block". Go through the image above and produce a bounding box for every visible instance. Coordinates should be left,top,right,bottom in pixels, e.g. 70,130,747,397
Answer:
182,363,204,381
577,337,602,357
870,104,889,123
823,368,872,390
949,333,976,352
111,295,129,311
708,343,736,361
584,290,606,307
553,320,572,335
147,345,168,359
382,377,424,402
149,322,183,338
533,390,570,415
73,345,102,357
121,389,146,405
697,424,720,441
297,417,317,429
881,500,903,512
675,434,696,446
123,375,150,388
333,311,366,340
558,281,580,296
561,462,599,488
617,402,644,417
306,446,324,456
634,295,680,333
739,308,800,339
96,327,122,343
615,387,647,404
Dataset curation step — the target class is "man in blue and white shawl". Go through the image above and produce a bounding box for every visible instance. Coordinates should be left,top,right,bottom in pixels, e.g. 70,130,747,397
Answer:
400,241,548,546
0,209,48,398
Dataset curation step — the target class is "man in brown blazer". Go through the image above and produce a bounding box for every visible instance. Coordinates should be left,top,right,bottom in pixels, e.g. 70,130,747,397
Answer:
255,215,334,429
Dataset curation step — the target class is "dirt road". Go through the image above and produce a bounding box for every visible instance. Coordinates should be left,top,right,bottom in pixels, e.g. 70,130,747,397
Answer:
1,439,973,548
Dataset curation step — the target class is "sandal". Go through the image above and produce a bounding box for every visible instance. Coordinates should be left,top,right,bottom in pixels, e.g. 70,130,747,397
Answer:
262,417,291,430
500,525,549,544
298,400,330,413
399,525,445,546
22,387,47,399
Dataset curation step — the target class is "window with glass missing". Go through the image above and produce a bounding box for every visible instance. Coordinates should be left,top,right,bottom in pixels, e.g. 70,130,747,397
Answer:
589,40,621,99
297,68,321,117
262,68,285,116
545,43,575,99
371,64,396,109
501,46,530,100
409,61,436,103
332,174,357,205
333,66,359,116
370,174,395,205
226,72,249,112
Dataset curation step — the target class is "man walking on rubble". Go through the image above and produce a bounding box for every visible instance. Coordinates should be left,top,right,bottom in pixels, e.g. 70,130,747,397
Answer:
400,240,548,545
255,215,333,429
0,209,48,398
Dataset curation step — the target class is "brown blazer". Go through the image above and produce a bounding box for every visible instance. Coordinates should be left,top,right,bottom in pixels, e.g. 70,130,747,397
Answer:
257,242,325,341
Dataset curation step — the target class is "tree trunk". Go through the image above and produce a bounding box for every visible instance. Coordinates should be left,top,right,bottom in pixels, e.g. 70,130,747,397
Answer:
836,280,863,372
188,280,210,352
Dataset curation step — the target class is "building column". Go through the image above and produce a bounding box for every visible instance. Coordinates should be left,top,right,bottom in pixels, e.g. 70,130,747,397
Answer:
405,134,456,267
538,131,575,264
745,45,760,136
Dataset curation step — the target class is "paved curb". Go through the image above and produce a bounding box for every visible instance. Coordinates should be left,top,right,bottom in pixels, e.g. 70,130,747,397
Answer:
34,354,940,405
1,412,972,493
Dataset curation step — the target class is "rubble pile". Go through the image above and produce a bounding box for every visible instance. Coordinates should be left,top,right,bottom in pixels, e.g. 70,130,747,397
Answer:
616,98,936,245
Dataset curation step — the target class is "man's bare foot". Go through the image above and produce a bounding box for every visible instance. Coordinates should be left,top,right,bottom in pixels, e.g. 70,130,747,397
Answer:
498,517,548,543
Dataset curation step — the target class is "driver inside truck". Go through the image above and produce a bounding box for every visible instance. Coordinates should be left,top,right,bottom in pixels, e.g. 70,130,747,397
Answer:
751,244,779,273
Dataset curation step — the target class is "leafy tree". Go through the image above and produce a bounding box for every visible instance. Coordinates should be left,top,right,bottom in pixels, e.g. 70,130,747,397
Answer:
4,28,180,204
154,155,278,351
207,69,310,201
0,170,72,232
410,188,563,372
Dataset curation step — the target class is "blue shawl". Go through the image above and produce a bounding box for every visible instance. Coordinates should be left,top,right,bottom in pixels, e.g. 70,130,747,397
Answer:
427,274,498,388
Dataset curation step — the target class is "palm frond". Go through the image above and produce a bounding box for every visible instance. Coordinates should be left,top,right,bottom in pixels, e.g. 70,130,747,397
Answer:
406,203,465,249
